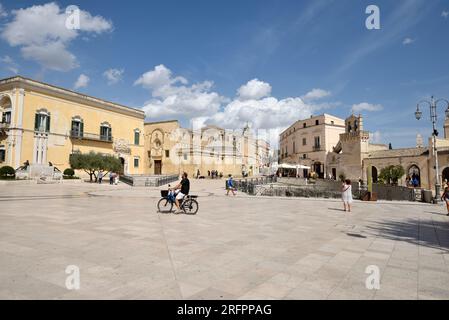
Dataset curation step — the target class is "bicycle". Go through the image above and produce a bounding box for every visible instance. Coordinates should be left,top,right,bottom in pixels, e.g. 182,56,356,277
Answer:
157,188,199,215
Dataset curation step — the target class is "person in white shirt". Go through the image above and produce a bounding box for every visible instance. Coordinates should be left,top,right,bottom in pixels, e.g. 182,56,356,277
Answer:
341,179,353,212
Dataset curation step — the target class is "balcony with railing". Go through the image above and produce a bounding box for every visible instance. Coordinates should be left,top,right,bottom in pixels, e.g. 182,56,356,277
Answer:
313,145,322,152
70,130,113,143
0,121,10,130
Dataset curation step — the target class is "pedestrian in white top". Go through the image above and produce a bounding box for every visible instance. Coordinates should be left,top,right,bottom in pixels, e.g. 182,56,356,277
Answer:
342,179,353,212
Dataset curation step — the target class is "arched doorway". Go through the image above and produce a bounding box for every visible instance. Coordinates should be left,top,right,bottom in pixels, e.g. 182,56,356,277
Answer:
372,166,378,183
442,167,449,185
408,165,421,187
313,162,323,178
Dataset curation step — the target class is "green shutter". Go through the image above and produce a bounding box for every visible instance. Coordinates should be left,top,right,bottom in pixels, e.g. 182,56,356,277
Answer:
80,122,84,137
46,115,50,132
34,114,39,131
108,128,112,141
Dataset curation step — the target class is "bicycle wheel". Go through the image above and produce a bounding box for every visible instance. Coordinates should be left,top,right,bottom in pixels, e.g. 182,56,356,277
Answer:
182,198,199,215
157,197,173,213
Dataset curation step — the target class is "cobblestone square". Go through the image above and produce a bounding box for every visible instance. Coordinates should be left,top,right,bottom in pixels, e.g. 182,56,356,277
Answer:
1,180,449,299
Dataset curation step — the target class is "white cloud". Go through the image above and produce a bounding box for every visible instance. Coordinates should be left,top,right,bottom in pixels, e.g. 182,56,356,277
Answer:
74,74,89,89
351,102,383,113
1,2,112,71
0,56,13,64
209,96,315,130
237,78,271,100
369,131,382,144
135,65,227,119
0,3,7,18
0,55,19,74
402,37,415,45
103,68,124,85
442,10,449,18
301,88,331,101
136,65,334,138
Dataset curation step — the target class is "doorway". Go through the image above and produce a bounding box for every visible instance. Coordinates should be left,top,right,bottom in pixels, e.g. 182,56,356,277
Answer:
119,157,125,175
154,160,162,175
372,166,378,183
332,168,337,180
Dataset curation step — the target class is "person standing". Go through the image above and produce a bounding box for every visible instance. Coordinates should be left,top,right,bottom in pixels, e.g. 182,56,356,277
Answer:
109,171,114,185
226,174,236,196
342,179,353,212
98,170,103,184
441,186,449,216
114,172,119,185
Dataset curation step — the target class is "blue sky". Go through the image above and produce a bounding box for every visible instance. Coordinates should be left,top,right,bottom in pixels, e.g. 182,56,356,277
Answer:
0,0,448,148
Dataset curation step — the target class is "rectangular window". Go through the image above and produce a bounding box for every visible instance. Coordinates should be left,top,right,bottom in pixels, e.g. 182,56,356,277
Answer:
302,138,306,146
100,126,112,141
71,121,83,137
0,148,5,162
315,120,319,125
165,150,170,158
314,136,320,148
134,131,140,145
183,153,188,160
303,123,306,128
34,113,50,132
293,141,296,154
2,111,11,124
134,157,139,168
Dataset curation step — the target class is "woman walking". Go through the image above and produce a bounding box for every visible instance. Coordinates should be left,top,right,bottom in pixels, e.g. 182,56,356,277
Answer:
441,186,449,216
342,179,353,212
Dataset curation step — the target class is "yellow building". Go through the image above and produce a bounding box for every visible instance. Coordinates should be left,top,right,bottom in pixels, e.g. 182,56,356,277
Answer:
0,76,145,175
144,120,270,178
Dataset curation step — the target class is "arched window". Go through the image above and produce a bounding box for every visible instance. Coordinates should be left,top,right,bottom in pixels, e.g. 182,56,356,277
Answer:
0,95,12,125
100,122,112,142
34,109,50,133
408,165,421,187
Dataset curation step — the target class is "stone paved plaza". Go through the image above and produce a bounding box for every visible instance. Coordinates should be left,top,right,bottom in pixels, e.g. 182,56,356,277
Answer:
1,179,449,300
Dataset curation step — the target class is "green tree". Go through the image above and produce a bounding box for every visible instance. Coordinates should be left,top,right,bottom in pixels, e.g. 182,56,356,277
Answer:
378,165,405,185
69,151,122,182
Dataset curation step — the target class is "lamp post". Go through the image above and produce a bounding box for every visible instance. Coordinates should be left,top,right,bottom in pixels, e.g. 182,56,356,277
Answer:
415,96,449,203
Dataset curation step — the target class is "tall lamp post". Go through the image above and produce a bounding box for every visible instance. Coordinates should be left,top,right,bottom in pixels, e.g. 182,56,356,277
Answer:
415,96,449,203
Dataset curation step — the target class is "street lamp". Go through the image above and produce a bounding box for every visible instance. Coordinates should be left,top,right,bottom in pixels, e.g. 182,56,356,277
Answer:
415,96,449,203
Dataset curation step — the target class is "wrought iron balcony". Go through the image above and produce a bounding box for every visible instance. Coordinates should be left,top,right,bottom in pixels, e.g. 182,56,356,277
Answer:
70,130,113,143
313,145,322,151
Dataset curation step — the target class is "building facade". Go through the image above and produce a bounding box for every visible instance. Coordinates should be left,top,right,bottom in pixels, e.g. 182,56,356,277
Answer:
144,120,270,178
281,112,449,192
0,76,146,175
279,114,345,178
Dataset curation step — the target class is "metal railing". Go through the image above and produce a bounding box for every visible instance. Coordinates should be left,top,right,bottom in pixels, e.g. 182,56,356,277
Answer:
235,175,278,195
70,130,113,142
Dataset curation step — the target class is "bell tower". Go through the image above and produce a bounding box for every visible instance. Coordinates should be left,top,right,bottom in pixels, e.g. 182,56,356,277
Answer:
444,115,449,139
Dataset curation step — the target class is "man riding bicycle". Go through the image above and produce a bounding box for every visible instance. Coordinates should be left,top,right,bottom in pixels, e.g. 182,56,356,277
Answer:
173,172,190,213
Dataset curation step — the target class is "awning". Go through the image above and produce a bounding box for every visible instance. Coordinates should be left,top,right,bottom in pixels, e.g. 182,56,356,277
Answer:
278,163,311,170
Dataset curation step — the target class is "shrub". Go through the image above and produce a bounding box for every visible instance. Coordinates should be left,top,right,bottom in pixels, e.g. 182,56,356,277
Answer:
63,168,75,177
0,166,15,179
379,165,405,185
69,151,122,182
338,173,346,182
